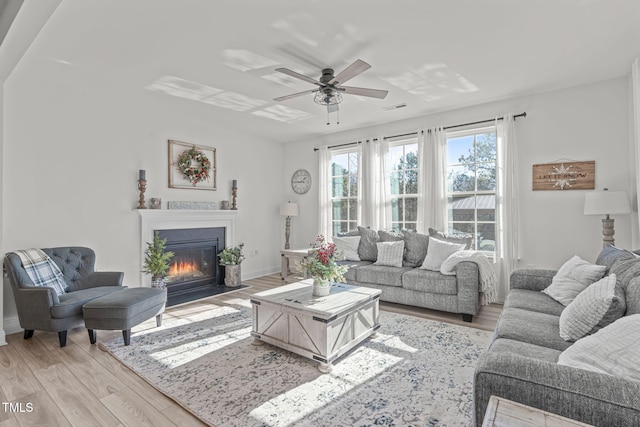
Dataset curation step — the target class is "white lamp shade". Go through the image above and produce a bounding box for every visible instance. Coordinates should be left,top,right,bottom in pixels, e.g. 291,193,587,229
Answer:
280,202,299,217
584,190,631,215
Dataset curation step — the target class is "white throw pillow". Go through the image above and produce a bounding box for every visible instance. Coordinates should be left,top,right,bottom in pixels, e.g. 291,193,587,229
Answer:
420,237,466,271
374,241,404,268
541,255,607,306
332,236,361,261
558,314,640,382
559,274,626,341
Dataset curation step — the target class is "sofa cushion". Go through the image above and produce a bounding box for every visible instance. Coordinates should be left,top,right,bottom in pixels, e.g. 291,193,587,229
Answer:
51,285,126,318
541,255,606,306
356,265,413,287
337,260,373,282
401,268,458,294
420,237,465,271
559,274,626,341
357,226,379,262
332,236,361,261
558,314,640,382
429,227,473,249
374,241,404,267
627,277,640,315
489,338,562,363
595,245,636,272
609,257,640,289
503,288,565,316
402,231,430,267
494,307,572,351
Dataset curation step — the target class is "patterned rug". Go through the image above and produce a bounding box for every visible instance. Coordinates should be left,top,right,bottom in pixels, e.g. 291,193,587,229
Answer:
100,304,492,427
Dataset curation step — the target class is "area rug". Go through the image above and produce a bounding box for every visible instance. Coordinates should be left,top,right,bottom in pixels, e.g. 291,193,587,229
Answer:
100,304,492,427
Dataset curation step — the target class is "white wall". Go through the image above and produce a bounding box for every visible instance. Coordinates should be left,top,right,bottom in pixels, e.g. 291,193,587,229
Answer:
2,50,283,332
283,78,633,272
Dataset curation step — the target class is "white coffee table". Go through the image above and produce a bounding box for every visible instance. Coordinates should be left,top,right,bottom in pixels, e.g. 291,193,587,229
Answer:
250,279,381,372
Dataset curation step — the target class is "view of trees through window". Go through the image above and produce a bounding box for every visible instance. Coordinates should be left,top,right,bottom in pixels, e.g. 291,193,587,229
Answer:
446,127,497,252
389,140,418,231
330,149,359,235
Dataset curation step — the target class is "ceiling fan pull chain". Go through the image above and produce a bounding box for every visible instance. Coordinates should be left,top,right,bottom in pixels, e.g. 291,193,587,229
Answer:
326,108,330,126
337,108,340,125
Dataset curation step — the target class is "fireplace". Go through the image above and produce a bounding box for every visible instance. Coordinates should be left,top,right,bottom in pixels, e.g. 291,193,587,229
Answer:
138,209,238,306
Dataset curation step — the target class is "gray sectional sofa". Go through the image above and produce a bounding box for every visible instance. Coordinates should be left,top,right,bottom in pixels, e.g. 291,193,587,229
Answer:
473,245,640,426
337,227,481,322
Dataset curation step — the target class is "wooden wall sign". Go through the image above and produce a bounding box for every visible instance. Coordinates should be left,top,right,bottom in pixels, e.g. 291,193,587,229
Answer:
532,161,595,191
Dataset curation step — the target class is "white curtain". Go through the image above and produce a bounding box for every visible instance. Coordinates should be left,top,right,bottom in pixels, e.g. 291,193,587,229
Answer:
360,136,391,230
495,114,519,302
318,145,332,238
418,127,447,232
633,58,640,245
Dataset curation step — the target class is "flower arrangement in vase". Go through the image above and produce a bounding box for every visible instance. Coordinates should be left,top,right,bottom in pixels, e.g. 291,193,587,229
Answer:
298,235,347,296
218,243,245,287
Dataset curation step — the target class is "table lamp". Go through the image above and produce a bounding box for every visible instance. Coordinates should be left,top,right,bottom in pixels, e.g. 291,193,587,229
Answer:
280,202,299,250
584,189,631,248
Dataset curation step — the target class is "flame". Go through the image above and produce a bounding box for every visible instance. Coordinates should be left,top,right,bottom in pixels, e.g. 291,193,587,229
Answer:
168,260,199,277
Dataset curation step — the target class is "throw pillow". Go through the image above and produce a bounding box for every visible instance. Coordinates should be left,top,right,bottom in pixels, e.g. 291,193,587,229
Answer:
558,314,640,382
338,229,361,237
559,274,626,341
332,236,361,261
420,237,466,271
374,241,405,268
402,231,430,267
595,245,635,272
428,228,473,250
541,255,607,306
378,230,403,242
357,226,379,262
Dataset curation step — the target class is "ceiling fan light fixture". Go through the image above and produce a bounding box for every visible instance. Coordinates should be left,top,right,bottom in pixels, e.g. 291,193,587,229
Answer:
314,89,342,106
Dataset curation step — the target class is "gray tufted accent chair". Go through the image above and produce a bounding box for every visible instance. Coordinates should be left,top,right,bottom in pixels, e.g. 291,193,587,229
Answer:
4,247,125,347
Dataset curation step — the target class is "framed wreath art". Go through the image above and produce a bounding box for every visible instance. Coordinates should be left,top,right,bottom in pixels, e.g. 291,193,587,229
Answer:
168,140,217,190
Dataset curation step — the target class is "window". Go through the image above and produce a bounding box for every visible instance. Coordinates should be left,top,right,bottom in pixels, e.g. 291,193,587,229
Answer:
330,148,359,235
446,127,496,252
388,139,418,232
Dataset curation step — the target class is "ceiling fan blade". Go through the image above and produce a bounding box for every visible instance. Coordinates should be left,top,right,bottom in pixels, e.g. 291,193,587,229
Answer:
339,86,388,99
329,59,371,85
275,68,323,87
273,89,318,102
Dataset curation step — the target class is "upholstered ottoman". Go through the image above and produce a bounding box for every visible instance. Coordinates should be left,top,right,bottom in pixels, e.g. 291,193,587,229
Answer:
82,287,167,345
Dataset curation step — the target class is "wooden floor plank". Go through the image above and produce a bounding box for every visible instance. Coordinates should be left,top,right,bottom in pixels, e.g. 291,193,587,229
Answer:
1,273,501,427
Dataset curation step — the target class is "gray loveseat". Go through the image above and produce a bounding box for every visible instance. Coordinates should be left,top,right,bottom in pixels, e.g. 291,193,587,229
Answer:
4,247,125,347
473,245,640,426
337,228,481,322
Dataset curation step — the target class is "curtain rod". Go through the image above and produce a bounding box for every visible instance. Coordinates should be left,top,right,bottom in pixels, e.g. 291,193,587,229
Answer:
313,111,527,151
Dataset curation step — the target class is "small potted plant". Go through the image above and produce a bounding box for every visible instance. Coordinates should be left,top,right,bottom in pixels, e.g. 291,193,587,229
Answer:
143,230,175,289
218,243,245,287
298,235,347,296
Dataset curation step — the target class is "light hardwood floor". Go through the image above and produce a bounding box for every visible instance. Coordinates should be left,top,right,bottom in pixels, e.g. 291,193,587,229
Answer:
0,274,502,427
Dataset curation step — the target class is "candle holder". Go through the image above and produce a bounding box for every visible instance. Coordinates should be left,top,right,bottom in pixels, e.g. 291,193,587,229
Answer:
231,185,238,210
137,179,147,209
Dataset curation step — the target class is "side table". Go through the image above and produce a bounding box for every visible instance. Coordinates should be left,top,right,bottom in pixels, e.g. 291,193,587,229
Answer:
482,395,593,427
280,248,313,283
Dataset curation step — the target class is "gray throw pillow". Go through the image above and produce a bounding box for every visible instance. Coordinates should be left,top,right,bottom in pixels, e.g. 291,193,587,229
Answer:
378,230,403,242
402,231,430,267
338,229,361,237
428,228,473,250
357,226,379,261
595,245,635,272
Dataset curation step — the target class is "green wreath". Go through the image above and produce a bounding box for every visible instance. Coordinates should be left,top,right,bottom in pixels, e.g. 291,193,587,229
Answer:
177,146,211,186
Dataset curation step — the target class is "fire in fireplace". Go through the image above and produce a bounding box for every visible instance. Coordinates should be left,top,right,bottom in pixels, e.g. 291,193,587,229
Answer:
157,227,225,300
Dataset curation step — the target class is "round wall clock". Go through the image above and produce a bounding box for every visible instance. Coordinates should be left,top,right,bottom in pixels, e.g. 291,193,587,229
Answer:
291,169,312,194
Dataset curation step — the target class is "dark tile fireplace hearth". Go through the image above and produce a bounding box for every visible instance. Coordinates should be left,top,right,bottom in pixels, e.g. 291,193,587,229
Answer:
157,227,242,307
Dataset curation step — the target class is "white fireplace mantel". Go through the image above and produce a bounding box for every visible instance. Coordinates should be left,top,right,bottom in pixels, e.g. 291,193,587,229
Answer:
137,209,238,286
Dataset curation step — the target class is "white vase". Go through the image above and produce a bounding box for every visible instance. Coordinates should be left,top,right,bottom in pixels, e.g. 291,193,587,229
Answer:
312,277,332,297
224,264,241,287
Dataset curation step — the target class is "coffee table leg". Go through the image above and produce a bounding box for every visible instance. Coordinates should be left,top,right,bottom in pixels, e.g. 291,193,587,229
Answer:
318,362,333,373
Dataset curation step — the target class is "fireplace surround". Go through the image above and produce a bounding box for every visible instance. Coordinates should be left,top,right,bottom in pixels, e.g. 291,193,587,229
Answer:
138,210,238,305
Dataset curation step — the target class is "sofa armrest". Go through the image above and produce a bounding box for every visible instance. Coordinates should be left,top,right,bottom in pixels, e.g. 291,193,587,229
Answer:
510,269,557,291
456,261,480,315
71,271,124,291
474,351,640,427
14,285,59,312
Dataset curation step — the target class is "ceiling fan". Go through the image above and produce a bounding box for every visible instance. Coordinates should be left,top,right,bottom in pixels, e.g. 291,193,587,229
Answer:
273,59,388,123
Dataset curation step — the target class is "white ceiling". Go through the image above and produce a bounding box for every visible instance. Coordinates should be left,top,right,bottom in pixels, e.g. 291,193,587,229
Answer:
15,0,640,143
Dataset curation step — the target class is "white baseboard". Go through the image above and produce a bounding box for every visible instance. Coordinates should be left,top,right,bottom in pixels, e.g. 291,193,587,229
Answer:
0,330,5,346
3,315,21,336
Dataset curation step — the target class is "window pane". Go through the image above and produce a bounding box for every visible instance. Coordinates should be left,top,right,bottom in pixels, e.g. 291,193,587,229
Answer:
348,200,357,220
450,222,474,236
447,135,474,165
476,162,496,191
478,223,495,252
406,169,418,194
332,177,347,197
349,152,358,175
349,175,358,197
332,153,348,176
405,197,417,221
391,198,400,221
476,133,496,161
447,165,475,192
390,171,402,195
332,200,348,220
404,222,417,232
448,195,476,222
389,145,403,170
332,222,342,236
390,222,402,232
477,195,496,220
348,221,358,232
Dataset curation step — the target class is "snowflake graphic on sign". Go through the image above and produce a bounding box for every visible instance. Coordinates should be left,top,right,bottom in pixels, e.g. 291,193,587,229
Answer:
549,163,577,190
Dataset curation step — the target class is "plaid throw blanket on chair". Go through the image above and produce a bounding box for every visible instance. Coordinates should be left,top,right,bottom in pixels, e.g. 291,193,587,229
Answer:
13,249,67,296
